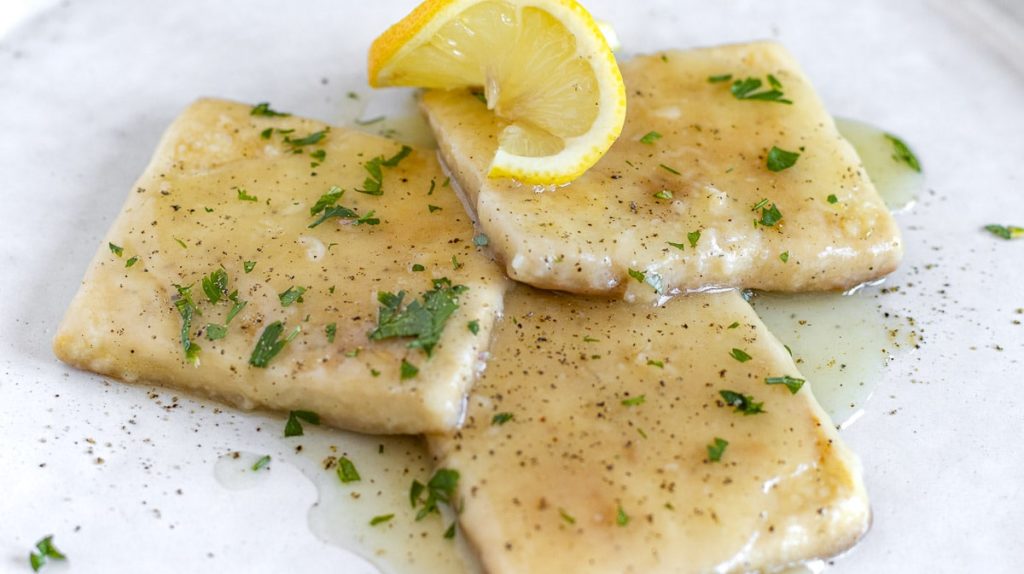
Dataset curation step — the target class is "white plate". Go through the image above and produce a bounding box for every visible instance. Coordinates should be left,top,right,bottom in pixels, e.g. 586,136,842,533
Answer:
1,0,1022,572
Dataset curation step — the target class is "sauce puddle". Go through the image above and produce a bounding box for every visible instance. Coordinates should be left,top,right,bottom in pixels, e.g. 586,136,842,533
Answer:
835,117,923,211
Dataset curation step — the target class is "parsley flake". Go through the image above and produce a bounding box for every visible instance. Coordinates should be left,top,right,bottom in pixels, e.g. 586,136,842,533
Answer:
284,129,328,148
687,230,701,248
109,242,123,257
639,131,663,144
729,348,752,363
237,188,258,202
753,199,783,227
370,514,394,526
491,412,514,425
647,359,664,368
627,268,646,283
400,359,419,380
765,375,805,394
559,508,576,524
28,535,65,572
659,163,681,175
252,455,271,471
205,324,227,341
243,260,256,273
727,321,740,329
369,278,468,357
311,186,344,215
766,146,800,172
337,456,361,483
467,320,480,335
251,102,290,117
708,74,733,83
284,409,320,437
428,204,442,213
616,505,629,526
412,264,425,272
249,321,300,368
654,189,674,200
202,269,229,304
984,224,1024,240
780,251,790,263
827,194,839,204
410,468,459,524
884,133,922,172
125,256,139,268
326,323,337,343
173,284,201,365
226,300,247,324
356,145,413,195
719,390,765,415
621,395,646,407
279,286,306,307
667,241,686,251
707,437,729,462
729,76,793,104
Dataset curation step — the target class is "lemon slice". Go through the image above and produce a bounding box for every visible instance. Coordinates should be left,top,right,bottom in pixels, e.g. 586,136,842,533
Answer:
368,0,626,185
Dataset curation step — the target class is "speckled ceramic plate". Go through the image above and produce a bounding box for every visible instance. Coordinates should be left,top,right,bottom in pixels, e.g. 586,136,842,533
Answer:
1,0,1021,572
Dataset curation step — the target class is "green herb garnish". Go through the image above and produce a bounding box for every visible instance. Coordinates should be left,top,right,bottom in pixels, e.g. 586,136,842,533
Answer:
639,131,663,145
284,129,328,148
205,324,227,341
729,76,793,104
279,286,306,307
467,320,480,335
659,163,681,175
729,348,752,363
251,102,290,117
325,323,337,343
337,456,361,483
428,204,442,213
627,268,646,283
237,188,258,202
173,284,201,365
226,300,247,324
719,390,764,415
243,260,256,273
621,395,646,407
400,359,419,380
765,375,805,394
654,189,673,200
202,269,229,304
667,241,686,251
687,230,701,248
647,359,664,368
252,455,271,471
311,186,345,215
827,194,838,204
708,74,733,83
284,409,320,437
984,224,1024,240
707,437,729,462
884,133,922,172
728,321,740,329
753,199,783,227
411,264,425,272
780,251,789,263
766,146,800,172
28,535,65,572
356,145,413,195
125,256,139,268
491,412,514,425
370,514,394,526
616,505,629,526
410,468,459,522
109,243,123,257
369,278,468,357
559,508,576,524
249,321,300,368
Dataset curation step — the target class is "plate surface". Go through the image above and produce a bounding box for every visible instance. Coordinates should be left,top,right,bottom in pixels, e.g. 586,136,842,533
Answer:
1,0,1022,572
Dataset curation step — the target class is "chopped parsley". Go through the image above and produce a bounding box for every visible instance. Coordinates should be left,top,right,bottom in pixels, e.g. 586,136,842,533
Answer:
202,269,229,304
780,251,790,263
752,199,783,227
237,188,258,202
729,348,752,363
411,264,425,272
173,284,201,365
284,129,328,148
444,523,457,540
765,375,805,394
728,321,740,329
687,230,701,248
108,242,123,257
369,279,467,357
174,237,188,249
428,204,442,213
250,102,290,117
410,468,459,525
654,189,673,200
616,505,629,526
356,145,413,195
336,456,361,483
205,324,227,341
28,535,65,572
400,359,419,380
249,321,300,368
984,224,1024,240
243,260,256,273
325,323,337,343
659,163,681,175
260,127,274,139
284,409,320,437
473,233,490,247
708,74,733,83
719,390,765,415
451,255,463,270
226,300,247,324
278,286,306,307
667,241,686,251
491,412,514,425
884,133,922,172
311,186,345,215
559,508,576,524
707,437,729,462
647,359,664,368
621,395,646,407
639,131,663,145
467,320,480,335
369,514,395,526
627,268,646,283
728,75,793,104
827,194,838,204
766,146,800,172
252,455,271,471
583,336,599,342
125,256,139,268
310,149,327,165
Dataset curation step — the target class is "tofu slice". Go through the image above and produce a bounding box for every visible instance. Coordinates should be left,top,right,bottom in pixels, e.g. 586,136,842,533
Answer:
421,42,902,296
53,99,507,434
429,287,870,573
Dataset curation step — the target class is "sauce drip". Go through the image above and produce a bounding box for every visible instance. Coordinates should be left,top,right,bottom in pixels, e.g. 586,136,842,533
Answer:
835,117,924,211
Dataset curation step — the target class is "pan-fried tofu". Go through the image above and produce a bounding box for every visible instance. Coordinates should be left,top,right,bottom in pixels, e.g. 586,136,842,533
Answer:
54,99,507,434
422,42,902,296
429,287,870,573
